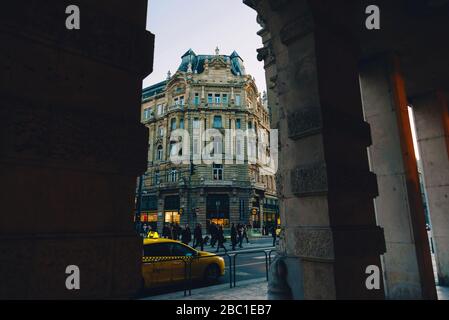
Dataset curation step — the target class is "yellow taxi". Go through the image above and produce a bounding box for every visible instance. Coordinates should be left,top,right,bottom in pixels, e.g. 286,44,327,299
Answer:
141,238,225,289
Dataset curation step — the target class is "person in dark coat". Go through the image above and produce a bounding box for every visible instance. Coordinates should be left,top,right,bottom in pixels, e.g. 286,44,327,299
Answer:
210,222,217,248
237,224,244,248
181,225,191,245
215,225,227,253
172,223,180,240
271,225,277,246
162,223,169,238
193,224,203,251
230,223,237,251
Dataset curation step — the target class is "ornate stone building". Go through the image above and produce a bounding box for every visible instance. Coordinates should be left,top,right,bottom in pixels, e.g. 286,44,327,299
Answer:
138,48,278,233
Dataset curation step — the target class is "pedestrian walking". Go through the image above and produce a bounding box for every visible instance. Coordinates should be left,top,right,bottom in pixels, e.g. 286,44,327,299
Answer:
237,224,243,248
271,225,277,246
193,224,204,251
230,223,237,251
173,223,179,240
243,224,249,244
181,224,191,245
210,222,217,248
215,225,227,253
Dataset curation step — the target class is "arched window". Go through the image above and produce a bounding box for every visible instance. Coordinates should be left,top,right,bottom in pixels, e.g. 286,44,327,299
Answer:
157,145,163,161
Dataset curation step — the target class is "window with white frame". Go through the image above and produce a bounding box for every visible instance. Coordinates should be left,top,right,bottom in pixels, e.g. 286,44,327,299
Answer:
169,169,178,183
213,164,223,181
157,104,163,115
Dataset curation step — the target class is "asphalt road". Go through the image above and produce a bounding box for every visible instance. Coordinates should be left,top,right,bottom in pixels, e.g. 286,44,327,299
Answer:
140,237,275,298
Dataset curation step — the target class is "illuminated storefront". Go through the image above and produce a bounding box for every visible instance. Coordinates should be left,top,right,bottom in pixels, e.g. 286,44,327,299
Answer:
206,194,230,229
164,195,180,224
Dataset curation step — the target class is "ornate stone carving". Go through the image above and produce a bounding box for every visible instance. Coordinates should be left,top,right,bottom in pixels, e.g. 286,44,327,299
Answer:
287,106,322,140
257,42,276,68
291,162,328,196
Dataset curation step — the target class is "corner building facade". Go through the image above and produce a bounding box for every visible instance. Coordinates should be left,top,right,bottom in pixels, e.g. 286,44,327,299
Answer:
139,49,278,234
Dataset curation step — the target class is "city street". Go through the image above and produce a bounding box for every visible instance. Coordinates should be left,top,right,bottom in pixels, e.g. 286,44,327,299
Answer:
140,237,275,298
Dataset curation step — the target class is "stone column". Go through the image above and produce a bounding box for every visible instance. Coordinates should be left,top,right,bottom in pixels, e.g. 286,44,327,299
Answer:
246,0,385,299
0,0,154,298
359,57,432,299
412,91,449,286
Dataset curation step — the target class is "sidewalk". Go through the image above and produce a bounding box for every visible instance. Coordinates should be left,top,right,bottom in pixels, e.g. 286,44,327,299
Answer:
143,278,268,300
142,277,449,300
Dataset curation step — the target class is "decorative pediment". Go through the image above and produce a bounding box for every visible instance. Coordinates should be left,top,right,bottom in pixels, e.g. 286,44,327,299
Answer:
209,56,229,70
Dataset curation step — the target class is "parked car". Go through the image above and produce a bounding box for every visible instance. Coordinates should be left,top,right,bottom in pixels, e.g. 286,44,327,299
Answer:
141,238,225,289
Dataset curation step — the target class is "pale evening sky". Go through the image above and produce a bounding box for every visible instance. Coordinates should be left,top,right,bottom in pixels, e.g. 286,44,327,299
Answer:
143,0,266,93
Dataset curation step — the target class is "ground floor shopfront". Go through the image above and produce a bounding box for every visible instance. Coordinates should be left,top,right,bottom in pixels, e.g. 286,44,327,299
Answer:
135,187,279,235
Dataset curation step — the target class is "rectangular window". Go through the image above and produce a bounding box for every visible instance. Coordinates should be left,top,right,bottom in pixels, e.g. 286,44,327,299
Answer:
213,164,223,181
169,169,177,182
143,108,150,120
213,116,222,129
171,118,177,130
157,146,163,160
180,96,185,106
208,93,213,104
248,121,253,129
193,118,200,129
222,94,228,104
235,94,241,106
193,137,199,155
213,138,222,155
194,93,200,105
179,118,184,129
236,119,241,129
154,172,161,185
174,98,179,105
158,126,164,137
157,104,163,115
215,94,221,104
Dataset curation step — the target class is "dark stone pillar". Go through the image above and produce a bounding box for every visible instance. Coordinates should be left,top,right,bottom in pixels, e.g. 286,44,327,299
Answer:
0,0,154,298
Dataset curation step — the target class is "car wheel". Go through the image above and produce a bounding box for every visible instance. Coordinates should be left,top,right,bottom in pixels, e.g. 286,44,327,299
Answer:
204,264,220,282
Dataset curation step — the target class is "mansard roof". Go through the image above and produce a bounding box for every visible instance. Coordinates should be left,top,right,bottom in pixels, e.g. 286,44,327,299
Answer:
177,49,246,76
142,80,167,100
